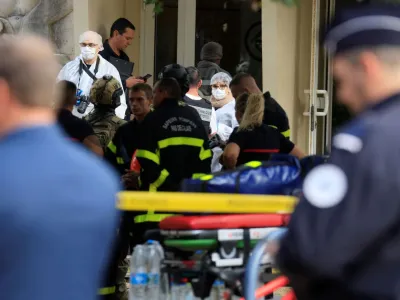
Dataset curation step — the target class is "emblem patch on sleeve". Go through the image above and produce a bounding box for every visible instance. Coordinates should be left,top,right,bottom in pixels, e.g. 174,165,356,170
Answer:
303,164,348,208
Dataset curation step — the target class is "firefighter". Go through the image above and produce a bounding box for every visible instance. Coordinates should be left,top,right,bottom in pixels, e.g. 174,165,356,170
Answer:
127,78,211,235
275,6,400,300
136,77,211,192
105,83,153,175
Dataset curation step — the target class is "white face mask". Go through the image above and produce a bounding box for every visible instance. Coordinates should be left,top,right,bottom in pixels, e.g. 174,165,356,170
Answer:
81,46,97,61
212,88,226,100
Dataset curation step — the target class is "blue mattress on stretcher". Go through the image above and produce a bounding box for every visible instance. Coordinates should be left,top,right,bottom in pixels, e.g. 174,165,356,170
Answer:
181,154,327,195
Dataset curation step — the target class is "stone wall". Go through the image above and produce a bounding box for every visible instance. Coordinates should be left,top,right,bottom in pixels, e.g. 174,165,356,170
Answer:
0,0,74,65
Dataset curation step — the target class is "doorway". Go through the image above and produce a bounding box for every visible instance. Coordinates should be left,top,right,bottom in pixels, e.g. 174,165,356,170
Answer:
326,0,370,149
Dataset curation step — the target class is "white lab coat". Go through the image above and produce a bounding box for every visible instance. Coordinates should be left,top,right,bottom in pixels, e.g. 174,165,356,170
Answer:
212,100,239,172
57,54,127,119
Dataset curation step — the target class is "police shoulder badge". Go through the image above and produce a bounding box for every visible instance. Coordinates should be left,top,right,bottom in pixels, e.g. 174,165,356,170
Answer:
303,164,348,208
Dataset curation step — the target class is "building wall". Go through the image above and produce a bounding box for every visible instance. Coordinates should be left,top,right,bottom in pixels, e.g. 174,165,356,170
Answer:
87,0,142,76
262,0,313,152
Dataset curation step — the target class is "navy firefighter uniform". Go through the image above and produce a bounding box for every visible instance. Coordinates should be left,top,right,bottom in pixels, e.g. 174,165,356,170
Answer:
277,6,400,300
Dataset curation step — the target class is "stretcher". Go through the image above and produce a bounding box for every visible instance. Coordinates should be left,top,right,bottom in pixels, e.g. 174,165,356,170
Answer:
118,192,296,299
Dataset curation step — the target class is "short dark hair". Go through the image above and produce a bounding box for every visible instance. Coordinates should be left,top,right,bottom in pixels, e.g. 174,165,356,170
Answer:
186,66,201,87
110,18,136,37
155,78,182,99
58,80,77,107
130,83,153,100
230,72,252,88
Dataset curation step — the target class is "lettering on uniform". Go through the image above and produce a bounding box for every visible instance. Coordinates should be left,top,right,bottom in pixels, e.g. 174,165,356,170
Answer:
171,125,192,132
163,117,178,129
333,133,363,153
303,164,348,208
189,106,212,122
178,117,197,129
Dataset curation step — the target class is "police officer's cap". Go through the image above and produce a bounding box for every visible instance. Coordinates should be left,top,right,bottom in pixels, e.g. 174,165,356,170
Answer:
158,64,190,96
325,5,400,55
90,75,123,107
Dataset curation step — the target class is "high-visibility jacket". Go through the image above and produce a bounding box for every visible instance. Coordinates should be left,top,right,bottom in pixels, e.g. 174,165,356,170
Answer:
136,98,212,192
134,98,212,223
104,118,147,175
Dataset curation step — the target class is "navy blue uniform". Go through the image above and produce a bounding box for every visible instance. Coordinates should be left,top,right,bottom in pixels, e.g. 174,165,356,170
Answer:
277,6,400,300
278,94,400,300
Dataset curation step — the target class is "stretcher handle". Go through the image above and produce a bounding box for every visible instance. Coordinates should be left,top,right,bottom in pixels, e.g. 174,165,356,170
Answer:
244,228,287,300
239,276,289,300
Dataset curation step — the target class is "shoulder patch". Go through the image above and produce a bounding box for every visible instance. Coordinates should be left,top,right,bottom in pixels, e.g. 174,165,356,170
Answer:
303,164,348,208
333,133,363,153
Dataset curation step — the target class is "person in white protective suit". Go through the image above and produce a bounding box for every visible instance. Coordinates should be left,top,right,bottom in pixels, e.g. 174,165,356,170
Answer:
57,31,127,119
210,72,239,172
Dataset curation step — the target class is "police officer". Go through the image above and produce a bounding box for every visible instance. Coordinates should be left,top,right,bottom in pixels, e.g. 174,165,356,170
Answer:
84,75,126,151
275,6,400,300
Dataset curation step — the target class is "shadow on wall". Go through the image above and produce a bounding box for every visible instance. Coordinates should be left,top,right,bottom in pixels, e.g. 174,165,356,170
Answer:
0,0,74,66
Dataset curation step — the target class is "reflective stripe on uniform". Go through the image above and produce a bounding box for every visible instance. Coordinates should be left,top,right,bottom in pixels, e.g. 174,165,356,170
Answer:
192,173,209,179
281,129,291,138
98,286,116,295
136,149,160,165
134,213,176,223
116,157,124,165
107,141,117,154
245,161,262,168
268,125,291,138
150,169,170,192
200,174,214,181
158,137,212,161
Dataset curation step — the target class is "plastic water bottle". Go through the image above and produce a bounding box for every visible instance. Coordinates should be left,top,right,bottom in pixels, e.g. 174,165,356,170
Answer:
129,245,148,300
147,243,162,300
210,280,225,300
171,277,189,300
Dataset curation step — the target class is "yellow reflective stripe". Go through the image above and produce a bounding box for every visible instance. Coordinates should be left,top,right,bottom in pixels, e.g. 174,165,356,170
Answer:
192,173,208,179
116,157,124,165
107,141,117,154
136,149,160,165
281,129,291,138
98,286,116,295
268,125,290,138
134,213,176,223
149,169,169,192
200,174,214,181
200,148,212,160
245,161,262,168
158,137,211,160
158,137,204,148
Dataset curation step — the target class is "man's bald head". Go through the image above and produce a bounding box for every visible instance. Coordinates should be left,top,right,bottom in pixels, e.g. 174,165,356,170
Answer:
0,34,59,108
230,73,262,99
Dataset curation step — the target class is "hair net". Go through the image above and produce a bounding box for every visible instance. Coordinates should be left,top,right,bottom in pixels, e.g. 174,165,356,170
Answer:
79,31,104,50
210,72,232,86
